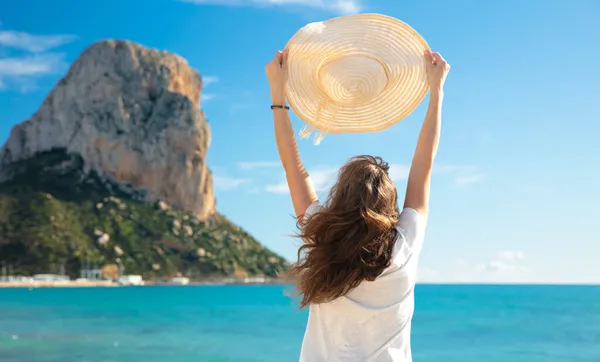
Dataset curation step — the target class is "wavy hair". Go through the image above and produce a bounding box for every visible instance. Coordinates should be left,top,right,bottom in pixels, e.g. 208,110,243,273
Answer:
289,155,400,309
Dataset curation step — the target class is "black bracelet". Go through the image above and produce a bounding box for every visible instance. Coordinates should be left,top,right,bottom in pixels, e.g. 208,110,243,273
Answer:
271,105,290,110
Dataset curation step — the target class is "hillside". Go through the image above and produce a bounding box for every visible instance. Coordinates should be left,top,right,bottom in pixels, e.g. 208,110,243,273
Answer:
0,148,289,279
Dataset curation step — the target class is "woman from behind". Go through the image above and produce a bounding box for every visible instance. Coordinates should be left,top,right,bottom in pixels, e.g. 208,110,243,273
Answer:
265,49,450,362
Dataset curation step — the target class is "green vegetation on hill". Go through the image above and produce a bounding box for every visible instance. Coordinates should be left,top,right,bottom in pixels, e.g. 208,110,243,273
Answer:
0,149,290,279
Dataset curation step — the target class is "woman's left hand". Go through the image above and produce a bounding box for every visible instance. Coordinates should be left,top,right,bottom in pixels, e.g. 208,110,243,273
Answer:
265,49,289,104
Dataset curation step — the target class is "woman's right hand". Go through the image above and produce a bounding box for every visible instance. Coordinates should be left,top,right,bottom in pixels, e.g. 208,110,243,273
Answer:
424,50,450,94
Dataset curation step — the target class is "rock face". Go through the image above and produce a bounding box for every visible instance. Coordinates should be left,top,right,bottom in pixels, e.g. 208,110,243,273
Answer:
0,40,215,218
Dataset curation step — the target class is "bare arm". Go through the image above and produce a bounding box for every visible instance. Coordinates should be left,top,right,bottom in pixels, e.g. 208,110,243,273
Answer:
266,50,318,218
272,105,318,217
404,51,450,219
403,92,443,218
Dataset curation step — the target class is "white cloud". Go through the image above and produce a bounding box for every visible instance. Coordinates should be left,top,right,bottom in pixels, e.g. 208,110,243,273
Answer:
0,31,76,52
213,174,250,190
237,161,280,170
453,258,466,267
310,167,339,191
417,266,439,283
333,0,361,14
0,30,75,91
390,164,485,185
265,181,289,194
454,174,485,185
179,0,363,15
264,162,485,195
0,53,67,76
434,165,486,186
478,250,528,274
0,53,69,92
265,166,338,194
202,75,219,86
388,164,410,182
414,251,532,284
479,260,527,273
265,163,409,195
200,76,219,102
436,165,476,174
201,93,216,102
497,250,525,262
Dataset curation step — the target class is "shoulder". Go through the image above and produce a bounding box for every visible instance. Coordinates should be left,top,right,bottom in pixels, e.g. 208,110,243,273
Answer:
391,208,427,267
397,208,426,248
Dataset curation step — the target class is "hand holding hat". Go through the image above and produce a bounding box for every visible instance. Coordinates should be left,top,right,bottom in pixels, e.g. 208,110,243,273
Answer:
265,49,290,105
424,50,450,94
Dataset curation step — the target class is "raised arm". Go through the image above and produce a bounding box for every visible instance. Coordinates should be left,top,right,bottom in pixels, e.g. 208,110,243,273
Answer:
266,50,318,218
403,51,450,219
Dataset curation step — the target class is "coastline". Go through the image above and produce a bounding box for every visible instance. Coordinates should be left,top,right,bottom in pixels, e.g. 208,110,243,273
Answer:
0,277,291,288
0,280,117,288
2,279,598,289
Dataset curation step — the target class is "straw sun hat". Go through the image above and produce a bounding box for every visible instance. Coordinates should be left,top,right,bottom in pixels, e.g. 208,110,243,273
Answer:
284,13,430,144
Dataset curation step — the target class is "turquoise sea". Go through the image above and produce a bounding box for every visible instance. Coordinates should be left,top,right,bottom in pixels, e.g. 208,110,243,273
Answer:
1,285,599,362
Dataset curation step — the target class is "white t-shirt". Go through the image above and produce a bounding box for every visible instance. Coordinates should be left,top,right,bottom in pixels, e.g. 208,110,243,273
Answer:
299,202,426,362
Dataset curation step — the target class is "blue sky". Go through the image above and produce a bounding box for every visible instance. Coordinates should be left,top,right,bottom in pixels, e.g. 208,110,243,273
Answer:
1,0,599,283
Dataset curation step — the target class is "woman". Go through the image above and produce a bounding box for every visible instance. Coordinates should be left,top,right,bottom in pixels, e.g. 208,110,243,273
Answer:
265,49,450,362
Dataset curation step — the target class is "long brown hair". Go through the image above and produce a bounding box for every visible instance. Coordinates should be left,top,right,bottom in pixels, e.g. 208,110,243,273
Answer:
289,155,400,309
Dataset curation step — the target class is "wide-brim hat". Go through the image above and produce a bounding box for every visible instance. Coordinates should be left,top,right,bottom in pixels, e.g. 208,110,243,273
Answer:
285,13,430,144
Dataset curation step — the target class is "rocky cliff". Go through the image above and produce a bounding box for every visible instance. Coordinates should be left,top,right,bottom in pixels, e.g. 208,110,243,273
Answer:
0,40,215,218
0,40,289,279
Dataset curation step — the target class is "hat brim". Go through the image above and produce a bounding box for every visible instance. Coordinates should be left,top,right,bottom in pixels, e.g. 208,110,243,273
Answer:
285,13,430,135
